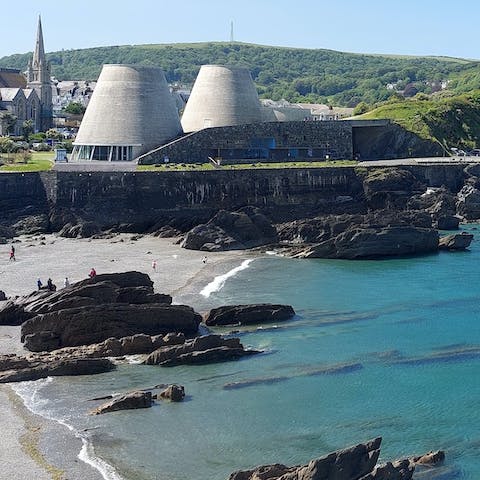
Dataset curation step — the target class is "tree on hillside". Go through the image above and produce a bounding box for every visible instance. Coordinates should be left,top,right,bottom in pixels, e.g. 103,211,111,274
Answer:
353,102,371,116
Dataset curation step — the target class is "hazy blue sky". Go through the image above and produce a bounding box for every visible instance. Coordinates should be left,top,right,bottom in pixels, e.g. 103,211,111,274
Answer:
1,0,479,59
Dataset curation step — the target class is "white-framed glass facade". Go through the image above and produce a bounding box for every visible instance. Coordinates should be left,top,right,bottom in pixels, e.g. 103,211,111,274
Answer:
71,145,135,162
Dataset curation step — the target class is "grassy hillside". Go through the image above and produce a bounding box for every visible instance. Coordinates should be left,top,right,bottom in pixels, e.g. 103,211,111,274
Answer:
1,42,479,107
359,91,480,150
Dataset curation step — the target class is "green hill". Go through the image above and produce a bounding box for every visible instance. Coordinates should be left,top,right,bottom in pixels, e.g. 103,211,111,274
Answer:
1,42,479,107
359,91,480,150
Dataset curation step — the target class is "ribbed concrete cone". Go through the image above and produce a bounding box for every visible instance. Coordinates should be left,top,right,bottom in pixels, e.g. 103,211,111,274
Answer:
74,64,182,157
181,65,263,132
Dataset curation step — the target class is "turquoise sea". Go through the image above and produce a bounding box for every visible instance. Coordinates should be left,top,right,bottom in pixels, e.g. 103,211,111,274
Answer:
13,226,480,480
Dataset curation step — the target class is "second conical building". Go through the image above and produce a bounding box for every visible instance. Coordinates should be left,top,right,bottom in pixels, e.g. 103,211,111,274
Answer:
181,65,264,133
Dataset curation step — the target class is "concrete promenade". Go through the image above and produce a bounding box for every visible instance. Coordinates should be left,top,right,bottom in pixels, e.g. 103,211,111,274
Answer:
360,156,480,167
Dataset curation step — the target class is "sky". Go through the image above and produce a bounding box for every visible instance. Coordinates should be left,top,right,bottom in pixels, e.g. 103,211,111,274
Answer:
1,0,479,60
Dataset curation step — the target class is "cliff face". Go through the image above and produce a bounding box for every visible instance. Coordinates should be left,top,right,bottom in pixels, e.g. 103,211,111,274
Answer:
53,168,365,227
0,164,470,235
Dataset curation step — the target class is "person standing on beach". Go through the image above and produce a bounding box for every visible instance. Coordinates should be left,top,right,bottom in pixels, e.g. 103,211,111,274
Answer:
9,245,15,262
64,277,70,288
202,256,207,264
37,278,43,290
152,259,157,271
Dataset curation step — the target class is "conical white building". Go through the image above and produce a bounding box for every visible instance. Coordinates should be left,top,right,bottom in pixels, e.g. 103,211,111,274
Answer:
72,65,182,161
181,65,264,133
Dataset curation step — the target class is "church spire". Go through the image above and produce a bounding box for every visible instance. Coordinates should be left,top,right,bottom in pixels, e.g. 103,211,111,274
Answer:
27,15,52,131
33,15,46,68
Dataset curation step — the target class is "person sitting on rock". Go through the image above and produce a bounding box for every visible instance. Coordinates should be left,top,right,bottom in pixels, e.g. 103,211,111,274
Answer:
47,278,56,292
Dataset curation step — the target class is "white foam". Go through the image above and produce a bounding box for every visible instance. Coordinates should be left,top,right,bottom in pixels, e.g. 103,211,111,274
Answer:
200,259,254,298
11,378,124,480
79,438,124,480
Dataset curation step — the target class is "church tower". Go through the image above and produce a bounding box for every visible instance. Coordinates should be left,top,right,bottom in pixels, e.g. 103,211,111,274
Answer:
27,16,52,131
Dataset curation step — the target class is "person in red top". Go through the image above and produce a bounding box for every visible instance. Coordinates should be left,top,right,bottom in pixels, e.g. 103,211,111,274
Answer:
89,267,97,278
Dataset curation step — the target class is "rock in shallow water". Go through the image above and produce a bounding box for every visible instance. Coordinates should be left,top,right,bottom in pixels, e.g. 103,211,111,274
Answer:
90,391,153,415
438,233,473,250
144,334,259,366
204,304,296,326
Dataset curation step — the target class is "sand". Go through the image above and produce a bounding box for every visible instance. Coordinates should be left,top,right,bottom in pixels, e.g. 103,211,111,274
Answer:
0,233,253,480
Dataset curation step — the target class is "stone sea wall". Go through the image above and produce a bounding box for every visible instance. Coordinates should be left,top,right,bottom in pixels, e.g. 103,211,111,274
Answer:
52,167,364,225
0,164,470,232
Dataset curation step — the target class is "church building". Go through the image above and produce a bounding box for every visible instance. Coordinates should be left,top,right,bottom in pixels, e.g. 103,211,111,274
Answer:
0,16,52,135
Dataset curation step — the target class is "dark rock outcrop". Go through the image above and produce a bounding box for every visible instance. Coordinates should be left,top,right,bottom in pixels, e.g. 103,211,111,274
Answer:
362,168,426,210
408,187,460,230
279,211,439,259
204,304,295,326
438,233,473,250
229,438,385,480
159,384,185,402
90,391,153,415
0,271,165,326
182,207,278,251
59,221,101,238
227,437,427,480
361,460,414,480
0,291,6,301
411,450,445,466
144,334,259,366
0,272,189,353
0,357,114,383
22,303,201,352
456,184,480,220
0,332,185,383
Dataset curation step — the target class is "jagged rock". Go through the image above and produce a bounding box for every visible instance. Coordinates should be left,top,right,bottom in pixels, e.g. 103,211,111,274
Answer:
229,438,383,480
12,213,50,235
291,226,438,259
278,210,438,259
0,225,15,239
182,206,278,251
0,291,6,301
0,298,38,326
436,215,460,230
159,384,185,402
360,459,414,479
90,391,152,415
456,184,480,220
409,188,460,230
144,334,259,366
59,221,101,238
23,330,60,352
0,332,186,384
204,304,295,326
0,271,172,329
116,286,172,305
21,303,202,352
0,357,114,383
362,168,426,210
438,233,473,250
412,451,445,466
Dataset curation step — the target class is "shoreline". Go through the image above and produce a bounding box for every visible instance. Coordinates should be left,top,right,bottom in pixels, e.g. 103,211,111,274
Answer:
0,233,256,480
